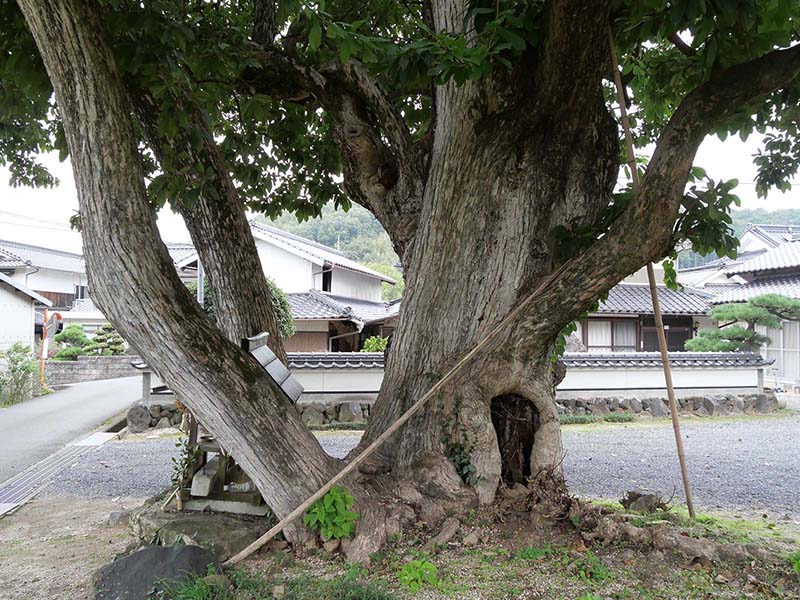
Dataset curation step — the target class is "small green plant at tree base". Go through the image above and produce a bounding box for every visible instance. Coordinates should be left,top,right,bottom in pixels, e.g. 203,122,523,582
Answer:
171,436,202,491
0,343,39,405
515,545,556,561
361,335,389,352
790,549,800,576
303,486,359,540
397,559,439,592
572,551,613,583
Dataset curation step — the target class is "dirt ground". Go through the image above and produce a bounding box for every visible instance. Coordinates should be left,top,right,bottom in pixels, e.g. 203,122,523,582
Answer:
0,496,144,600
1,494,797,600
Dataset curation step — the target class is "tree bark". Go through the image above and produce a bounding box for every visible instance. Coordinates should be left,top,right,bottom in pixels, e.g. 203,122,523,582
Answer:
17,0,334,539
19,0,800,563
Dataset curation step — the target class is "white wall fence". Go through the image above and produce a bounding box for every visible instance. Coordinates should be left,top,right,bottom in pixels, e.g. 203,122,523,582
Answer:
287,352,769,402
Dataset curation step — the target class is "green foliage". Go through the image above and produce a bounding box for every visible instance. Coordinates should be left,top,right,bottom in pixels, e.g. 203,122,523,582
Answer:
161,567,398,600
603,413,635,423
267,205,404,302
560,415,599,425
686,294,800,352
441,430,480,487
361,335,388,353
53,346,85,361
397,559,439,592
790,549,800,575
186,277,295,340
171,435,201,489
53,324,90,348
303,486,359,540
82,323,126,356
0,343,39,405
571,551,613,583
515,545,555,561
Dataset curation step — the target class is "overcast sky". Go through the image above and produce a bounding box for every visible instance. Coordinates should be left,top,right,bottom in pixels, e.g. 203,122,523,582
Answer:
0,132,797,253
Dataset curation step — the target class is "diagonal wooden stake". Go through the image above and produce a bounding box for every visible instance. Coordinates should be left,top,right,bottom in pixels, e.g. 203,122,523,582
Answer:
607,27,696,519
224,255,578,565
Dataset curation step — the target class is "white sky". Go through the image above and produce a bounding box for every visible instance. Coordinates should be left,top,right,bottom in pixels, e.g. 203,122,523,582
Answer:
0,132,797,254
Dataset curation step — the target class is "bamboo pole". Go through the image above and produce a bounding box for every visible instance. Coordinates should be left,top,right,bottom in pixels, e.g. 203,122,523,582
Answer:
607,27,696,519
224,256,578,565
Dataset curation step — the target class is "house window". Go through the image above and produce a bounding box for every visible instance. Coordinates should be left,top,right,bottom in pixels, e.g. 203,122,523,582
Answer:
75,284,88,299
641,316,693,351
612,320,637,352
586,319,638,352
322,270,332,292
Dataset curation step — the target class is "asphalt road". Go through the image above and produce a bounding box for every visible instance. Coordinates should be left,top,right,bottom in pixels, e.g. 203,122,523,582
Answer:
0,377,140,484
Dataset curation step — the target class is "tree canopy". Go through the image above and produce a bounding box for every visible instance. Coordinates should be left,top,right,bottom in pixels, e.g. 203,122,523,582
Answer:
3,0,799,266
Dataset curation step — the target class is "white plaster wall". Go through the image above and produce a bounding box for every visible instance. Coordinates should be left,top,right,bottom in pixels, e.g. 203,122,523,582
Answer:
9,268,87,294
694,316,716,332
255,239,315,293
288,364,761,395
292,368,384,393
330,267,383,301
738,231,771,253
0,288,35,351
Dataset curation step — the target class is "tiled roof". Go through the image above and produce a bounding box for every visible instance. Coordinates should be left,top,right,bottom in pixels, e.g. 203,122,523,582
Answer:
287,291,400,323
288,352,385,369
0,247,28,269
678,248,768,273
710,274,800,304
0,240,84,273
287,291,352,320
165,243,198,267
596,283,711,315
562,352,771,369
725,240,800,275
286,351,769,370
744,224,800,248
249,220,396,284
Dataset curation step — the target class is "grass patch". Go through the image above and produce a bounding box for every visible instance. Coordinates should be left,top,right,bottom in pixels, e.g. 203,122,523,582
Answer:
515,544,557,560
603,413,635,423
560,413,637,425
560,415,599,425
162,568,398,600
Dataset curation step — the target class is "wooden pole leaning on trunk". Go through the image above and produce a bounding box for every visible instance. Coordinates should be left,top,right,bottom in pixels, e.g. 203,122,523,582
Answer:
224,256,578,565
607,27,696,519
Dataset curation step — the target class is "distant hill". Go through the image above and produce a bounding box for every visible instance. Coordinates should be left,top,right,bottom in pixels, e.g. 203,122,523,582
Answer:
261,203,404,301
679,207,800,268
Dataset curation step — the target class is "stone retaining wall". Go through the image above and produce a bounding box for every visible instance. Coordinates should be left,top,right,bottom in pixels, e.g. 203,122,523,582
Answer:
127,401,183,433
555,391,779,418
46,354,142,386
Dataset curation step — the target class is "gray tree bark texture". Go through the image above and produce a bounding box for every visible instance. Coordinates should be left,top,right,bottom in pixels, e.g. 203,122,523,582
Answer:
19,0,800,563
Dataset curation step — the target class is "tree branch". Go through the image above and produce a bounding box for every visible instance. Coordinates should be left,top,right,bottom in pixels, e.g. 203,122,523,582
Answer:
668,32,695,56
252,0,277,45
513,43,800,344
240,46,422,256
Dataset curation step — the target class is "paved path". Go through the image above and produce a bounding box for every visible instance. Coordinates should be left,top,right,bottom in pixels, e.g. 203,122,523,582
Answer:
0,377,140,484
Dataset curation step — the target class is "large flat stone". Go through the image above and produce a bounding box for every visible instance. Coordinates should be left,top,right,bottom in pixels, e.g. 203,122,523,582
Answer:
129,505,271,561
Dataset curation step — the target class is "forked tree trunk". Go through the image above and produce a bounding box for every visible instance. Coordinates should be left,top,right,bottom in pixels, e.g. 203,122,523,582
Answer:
17,0,335,542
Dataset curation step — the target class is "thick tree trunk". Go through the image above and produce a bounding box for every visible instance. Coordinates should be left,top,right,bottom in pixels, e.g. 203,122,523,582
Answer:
18,0,334,540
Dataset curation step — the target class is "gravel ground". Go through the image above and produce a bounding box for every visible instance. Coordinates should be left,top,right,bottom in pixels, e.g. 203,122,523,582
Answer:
562,413,800,516
41,415,799,516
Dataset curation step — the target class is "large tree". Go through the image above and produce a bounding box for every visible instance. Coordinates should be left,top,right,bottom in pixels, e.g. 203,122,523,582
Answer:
8,0,800,561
